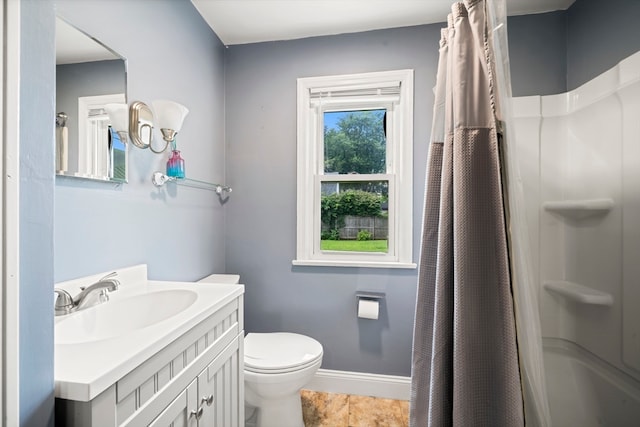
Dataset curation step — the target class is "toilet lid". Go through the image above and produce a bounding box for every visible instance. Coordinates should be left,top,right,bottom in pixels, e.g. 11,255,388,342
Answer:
244,332,323,371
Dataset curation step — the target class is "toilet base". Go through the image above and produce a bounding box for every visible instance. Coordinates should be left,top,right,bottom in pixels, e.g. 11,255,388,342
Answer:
245,405,258,427
253,394,304,427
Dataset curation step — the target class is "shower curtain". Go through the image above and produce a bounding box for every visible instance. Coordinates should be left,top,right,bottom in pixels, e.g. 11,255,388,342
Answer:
409,0,548,425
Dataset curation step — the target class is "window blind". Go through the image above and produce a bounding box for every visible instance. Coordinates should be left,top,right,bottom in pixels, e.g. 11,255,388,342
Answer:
309,81,401,106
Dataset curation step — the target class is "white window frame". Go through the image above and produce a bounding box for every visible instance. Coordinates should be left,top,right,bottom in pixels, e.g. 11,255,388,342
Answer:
294,69,416,268
77,93,125,178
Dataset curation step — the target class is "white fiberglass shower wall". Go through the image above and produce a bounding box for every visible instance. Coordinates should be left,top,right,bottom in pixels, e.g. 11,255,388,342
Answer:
513,51,640,426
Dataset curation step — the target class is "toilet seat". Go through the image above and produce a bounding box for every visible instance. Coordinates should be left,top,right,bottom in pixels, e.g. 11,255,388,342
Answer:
245,356,322,374
244,332,323,374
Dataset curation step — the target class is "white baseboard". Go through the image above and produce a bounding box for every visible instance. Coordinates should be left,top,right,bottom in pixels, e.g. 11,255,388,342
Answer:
305,369,411,401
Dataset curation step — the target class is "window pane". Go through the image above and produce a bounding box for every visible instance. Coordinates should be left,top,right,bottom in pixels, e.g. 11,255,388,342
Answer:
320,180,388,253
324,109,386,174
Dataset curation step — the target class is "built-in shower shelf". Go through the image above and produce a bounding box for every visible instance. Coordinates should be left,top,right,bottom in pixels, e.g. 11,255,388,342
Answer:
543,198,614,220
544,280,613,306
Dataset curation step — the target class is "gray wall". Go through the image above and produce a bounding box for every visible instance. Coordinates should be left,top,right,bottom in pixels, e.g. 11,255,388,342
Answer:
18,0,225,424
17,1,640,424
507,0,640,96
56,59,126,173
224,25,440,376
567,0,640,90
54,0,226,282
508,11,567,96
20,1,55,425
223,1,640,377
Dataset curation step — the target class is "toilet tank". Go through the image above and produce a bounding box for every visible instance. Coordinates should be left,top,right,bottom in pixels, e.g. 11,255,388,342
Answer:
197,273,240,284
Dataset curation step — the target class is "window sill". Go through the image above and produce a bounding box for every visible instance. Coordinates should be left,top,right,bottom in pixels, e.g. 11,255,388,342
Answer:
292,259,417,269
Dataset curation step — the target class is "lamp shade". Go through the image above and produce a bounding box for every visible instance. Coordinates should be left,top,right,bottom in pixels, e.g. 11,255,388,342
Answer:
104,103,129,133
152,100,189,133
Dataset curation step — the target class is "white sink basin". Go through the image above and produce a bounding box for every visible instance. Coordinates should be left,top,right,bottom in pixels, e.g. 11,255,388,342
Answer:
56,289,198,345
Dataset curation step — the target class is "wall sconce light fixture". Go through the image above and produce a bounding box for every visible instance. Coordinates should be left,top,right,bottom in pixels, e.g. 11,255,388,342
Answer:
152,100,189,153
106,100,189,154
128,101,154,150
104,103,129,144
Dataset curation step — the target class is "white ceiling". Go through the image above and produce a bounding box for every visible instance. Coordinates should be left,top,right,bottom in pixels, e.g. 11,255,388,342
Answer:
191,0,576,46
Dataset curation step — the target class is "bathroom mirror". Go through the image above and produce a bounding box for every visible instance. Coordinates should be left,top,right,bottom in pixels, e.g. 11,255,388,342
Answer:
55,17,128,183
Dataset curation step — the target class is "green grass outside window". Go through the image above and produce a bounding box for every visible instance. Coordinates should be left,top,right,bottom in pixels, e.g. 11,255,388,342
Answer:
320,240,388,252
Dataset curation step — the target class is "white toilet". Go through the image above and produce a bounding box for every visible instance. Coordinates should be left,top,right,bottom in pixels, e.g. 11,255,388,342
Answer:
244,332,323,427
196,274,323,427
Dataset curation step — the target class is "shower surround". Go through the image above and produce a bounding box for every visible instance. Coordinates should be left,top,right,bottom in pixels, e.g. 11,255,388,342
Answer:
513,50,640,425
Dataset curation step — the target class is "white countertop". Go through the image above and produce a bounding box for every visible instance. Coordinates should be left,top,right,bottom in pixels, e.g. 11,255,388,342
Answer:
54,265,244,402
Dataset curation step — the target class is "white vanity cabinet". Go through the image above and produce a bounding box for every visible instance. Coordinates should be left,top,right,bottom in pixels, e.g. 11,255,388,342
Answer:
150,335,243,427
55,293,244,427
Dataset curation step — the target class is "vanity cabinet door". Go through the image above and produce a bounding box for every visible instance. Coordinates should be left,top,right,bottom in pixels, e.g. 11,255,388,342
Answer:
149,380,198,427
197,335,243,427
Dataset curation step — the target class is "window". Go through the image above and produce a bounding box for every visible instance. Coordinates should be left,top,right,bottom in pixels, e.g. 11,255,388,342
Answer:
294,70,415,268
77,93,126,179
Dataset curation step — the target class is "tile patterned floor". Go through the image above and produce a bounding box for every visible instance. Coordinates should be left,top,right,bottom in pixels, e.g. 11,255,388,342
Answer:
301,390,409,427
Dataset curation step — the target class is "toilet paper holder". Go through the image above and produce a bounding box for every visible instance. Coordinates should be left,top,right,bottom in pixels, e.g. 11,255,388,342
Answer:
355,291,384,320
355,291,385,302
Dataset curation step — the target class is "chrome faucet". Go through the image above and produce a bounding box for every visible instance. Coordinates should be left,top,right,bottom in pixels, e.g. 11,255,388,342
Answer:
54,272,120,316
